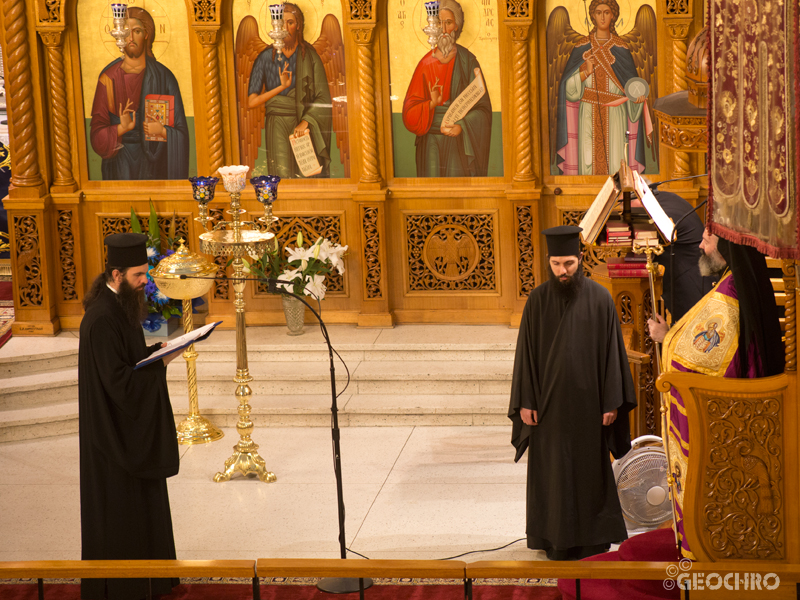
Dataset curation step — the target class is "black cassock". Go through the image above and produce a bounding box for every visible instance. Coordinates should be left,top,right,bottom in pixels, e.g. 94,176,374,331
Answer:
79,286,179,600
509,276,637,556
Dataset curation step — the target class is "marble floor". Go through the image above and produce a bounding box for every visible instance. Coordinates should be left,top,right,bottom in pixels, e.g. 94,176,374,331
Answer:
0,425,545,563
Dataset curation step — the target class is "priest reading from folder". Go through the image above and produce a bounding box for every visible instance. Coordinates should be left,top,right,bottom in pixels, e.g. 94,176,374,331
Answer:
509,225,637,561
79,233,182,600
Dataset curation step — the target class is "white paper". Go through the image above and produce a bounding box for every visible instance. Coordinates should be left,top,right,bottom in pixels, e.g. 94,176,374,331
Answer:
290,132,323,177
443,68,486,127
136,321,220,367
632,171,675,242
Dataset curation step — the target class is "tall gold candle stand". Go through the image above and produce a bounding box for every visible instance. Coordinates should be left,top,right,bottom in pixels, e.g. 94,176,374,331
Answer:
152,242,225,444
198,166,277,483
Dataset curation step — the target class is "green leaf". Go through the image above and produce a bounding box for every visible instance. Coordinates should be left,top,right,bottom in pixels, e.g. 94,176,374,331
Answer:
130,208,142,234
168,211,177,248
148,200,160,249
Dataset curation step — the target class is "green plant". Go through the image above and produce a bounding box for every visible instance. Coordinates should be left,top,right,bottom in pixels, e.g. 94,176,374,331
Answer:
130,201,183,330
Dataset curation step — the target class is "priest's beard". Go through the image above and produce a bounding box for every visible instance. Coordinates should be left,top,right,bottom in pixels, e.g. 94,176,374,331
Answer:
549,262,585,300
437,32,456,58
116,277,148,328
699,249,727,277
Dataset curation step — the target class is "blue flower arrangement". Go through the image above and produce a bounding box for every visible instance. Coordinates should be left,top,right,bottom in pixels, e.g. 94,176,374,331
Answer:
130,201,185,332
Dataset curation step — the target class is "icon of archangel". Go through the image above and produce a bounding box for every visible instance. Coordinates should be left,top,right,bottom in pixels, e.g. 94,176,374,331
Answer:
547,0,658,176
235,4,349,178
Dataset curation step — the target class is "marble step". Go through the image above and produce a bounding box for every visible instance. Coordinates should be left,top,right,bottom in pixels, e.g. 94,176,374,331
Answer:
0,348,79,378
167,360,513,397
0,360,514,414
0,370,78,410
0,392,512,443
0,402,80,443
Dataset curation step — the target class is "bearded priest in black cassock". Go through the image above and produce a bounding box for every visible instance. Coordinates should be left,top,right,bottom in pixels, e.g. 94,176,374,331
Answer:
509,226,637,561
79,233,182,600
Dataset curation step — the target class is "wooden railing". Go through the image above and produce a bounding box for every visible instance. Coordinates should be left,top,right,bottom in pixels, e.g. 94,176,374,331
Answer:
3,558,800,599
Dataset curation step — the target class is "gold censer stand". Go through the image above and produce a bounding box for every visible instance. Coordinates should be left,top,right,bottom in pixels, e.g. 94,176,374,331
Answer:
176,297,225,444
199,172,277,483
151,241,224,445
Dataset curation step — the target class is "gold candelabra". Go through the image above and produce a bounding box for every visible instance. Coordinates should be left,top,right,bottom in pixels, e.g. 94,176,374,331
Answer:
151,242,224,445
196,166,278,483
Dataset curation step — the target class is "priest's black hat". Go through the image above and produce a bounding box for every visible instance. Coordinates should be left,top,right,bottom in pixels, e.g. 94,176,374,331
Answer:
542,225,582,257
105,233,148,269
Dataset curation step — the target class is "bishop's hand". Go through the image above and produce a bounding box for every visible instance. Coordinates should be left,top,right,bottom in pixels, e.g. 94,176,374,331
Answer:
647,313,669,343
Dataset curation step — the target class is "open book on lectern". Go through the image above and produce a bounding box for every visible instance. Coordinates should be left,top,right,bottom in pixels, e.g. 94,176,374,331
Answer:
578,171,675,246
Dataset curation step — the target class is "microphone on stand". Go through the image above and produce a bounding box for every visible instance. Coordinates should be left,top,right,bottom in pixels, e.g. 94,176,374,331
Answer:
176,272,372,594
647,173,707,190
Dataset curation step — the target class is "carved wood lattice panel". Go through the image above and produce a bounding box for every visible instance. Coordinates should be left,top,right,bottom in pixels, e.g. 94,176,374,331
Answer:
506,0,529,18
666,0,689,15
362,206,383,299
560,210,627,278
349,0,372,20
406,213,497,292
192,0,216,22
57,209,77,301
99,214,190,264
516,205,535,298
700,392,784,559
13,215,43,307
255,215,345,296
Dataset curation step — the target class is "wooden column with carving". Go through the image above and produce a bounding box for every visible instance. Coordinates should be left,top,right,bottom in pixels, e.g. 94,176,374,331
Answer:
37,30,75,190
350,24,381,185
665,18,693,179
3,0,45,190
194,27,224,174
507,21,534,183
784,260,797,372
2,0,60,334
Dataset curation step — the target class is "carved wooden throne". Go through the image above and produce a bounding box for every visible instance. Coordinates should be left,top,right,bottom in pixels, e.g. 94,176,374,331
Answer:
656,262,799,590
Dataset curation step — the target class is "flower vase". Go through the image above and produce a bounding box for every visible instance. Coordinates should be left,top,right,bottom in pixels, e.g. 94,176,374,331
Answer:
281,295,306,336
143,316,180,337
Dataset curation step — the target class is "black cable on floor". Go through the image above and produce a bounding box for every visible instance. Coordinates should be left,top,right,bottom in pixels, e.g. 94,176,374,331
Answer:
345,538,529,562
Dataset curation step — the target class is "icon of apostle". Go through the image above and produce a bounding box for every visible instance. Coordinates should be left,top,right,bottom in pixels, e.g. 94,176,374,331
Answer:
89,7,190,180
401,0,492,178
236,4,349,178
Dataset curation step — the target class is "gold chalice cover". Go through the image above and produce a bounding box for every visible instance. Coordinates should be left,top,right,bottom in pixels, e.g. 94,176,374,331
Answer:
151,241,217,300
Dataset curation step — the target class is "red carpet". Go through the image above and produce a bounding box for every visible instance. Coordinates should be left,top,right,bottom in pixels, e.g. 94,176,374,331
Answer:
0,583,562,600
557,528,680,600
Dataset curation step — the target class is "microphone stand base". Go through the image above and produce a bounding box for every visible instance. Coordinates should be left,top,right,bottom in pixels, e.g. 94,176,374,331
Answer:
317,577,374,594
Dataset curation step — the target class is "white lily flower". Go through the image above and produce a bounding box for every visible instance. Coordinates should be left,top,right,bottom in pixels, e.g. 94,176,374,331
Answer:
324,243,348,275
304,274,327,300
276,268,301,292
286,245,315,264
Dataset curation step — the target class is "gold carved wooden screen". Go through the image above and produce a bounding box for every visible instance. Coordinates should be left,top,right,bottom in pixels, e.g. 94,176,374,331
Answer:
0,0,704,333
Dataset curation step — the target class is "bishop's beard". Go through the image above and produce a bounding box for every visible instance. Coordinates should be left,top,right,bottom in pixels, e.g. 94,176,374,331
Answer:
549,262,585,301
117,277,148,329
698,250,727,277
436,32,456,57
